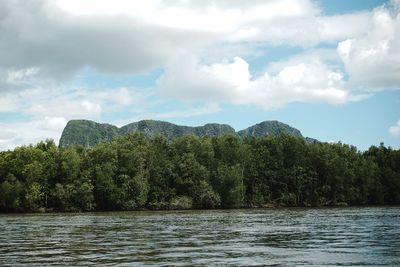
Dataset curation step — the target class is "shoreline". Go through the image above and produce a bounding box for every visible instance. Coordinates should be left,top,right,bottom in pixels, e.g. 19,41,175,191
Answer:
2,204,399,215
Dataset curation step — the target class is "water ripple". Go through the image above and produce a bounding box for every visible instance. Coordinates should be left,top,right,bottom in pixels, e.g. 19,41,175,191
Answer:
1,207,399,266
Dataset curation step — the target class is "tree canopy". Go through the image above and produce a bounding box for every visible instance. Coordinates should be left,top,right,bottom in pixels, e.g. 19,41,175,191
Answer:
0,134,399,212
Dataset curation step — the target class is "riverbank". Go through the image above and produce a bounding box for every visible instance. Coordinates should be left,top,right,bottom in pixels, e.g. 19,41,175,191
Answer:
5,202,399,214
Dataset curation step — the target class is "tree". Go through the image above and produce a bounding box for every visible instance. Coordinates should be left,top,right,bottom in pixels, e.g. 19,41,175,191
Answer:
0,174,22,212
51,174,94,211
25,182,45,211
173,152,209,197
146,136,175,206
1,131,400,212
116,174,148,210
88,142,118,210
192,180,221,208
214,164,244,208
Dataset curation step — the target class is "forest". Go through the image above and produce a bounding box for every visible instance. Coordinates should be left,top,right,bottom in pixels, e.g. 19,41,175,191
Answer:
0,133,399,212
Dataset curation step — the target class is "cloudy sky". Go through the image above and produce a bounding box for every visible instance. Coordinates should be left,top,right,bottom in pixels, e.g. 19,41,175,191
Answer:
0,0,399,151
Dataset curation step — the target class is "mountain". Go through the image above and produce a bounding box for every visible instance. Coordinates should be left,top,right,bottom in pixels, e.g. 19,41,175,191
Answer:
59,120,119,148
304,137,319,144
237,120,302,138
59,119,235,148
119,120,235,140
59,119,315,148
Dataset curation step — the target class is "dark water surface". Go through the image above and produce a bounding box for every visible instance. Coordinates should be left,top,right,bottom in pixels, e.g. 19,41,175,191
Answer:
1,207,399,266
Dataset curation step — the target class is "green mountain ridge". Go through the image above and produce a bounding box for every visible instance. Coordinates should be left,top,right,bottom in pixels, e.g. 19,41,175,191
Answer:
237,120,302,138
59,119,315,148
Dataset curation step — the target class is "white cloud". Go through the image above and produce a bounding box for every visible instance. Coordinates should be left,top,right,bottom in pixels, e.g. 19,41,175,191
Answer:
0,0,378,87
109,87,134,107
153,103,220,119
54,0,160,17
41,116,68,131
56,0,318,34
0,131,15,140
317,12,372,43
123,102,220,124
7,67,40,85
0,116,67,151
25,92,103,119
0,93,20,112
0,85,153,150
338,1,400,89
2,85,144,120
1,0,399,150
158,55,363,109
389,120,400,137
0,0,212,84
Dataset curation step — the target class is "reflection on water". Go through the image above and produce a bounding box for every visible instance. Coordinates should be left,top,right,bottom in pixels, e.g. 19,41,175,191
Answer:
1,207,399,266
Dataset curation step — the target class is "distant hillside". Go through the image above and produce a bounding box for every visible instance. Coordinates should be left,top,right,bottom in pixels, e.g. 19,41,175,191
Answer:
237,120,302,138
59,120,119,148
59,119,316,148
119,120,235,141
59,120,235,148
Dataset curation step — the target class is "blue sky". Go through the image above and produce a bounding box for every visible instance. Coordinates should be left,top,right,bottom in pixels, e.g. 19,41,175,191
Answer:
0,0,399,151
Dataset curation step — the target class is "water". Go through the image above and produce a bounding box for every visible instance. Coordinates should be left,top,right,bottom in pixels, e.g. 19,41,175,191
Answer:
0,207,399,266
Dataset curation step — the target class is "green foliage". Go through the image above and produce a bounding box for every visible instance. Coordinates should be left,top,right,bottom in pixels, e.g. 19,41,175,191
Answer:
173,152,209,196
146,136,175,205
169,196,193,210
192,181,221,208
214,164,244,208
25,182,45,211
0,174,23,211
364,144,400,204
51,176,94,211
116,174,149,210
0,134,399,212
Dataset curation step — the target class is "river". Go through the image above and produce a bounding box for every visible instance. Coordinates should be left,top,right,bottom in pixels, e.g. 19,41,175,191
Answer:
1,207,399,266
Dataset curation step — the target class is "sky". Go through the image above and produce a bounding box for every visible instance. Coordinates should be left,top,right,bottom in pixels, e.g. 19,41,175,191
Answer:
0,0,399,151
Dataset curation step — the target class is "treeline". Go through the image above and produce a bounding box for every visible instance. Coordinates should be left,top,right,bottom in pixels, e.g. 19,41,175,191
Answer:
0,133,399,212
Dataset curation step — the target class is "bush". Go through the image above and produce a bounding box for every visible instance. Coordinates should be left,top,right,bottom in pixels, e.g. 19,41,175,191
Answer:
193,181,221,208
169,196,193,209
